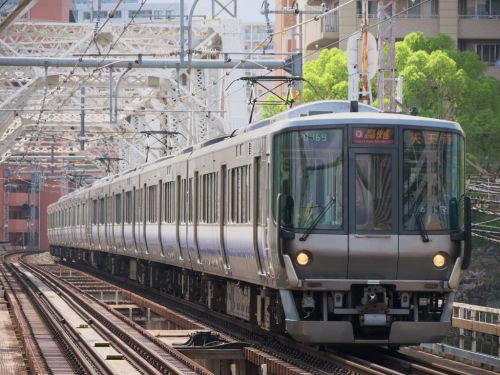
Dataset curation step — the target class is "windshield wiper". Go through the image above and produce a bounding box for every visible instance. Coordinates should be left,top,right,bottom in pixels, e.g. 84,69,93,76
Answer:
414,210,430,243
299,197,336,242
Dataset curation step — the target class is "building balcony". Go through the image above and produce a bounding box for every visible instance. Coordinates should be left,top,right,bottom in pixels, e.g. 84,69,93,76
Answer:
9,192,29,206
305,13,339,50
458,16,500,39
357,15,440,39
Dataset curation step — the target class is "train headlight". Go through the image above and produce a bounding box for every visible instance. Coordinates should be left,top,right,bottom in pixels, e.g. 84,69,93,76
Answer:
296,250,312,266
432,252,448,269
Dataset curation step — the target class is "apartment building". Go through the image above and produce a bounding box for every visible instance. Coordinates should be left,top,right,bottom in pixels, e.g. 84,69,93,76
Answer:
0,0,72,21
0,167,64,250
301,0,500,78
0,0,75,250
71,0,180,23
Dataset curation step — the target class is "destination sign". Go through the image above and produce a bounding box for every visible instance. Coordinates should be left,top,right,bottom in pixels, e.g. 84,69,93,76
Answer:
353,127,394,144
406,131,453,145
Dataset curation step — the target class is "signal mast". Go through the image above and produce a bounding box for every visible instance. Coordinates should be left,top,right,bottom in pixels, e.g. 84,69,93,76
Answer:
377,0,397,112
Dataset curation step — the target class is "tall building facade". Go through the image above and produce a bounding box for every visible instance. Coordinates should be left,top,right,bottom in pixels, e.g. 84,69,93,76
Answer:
71,0,180,23
0,166,66,250
299,0,500,78
0,0,72,21
0,0,77,250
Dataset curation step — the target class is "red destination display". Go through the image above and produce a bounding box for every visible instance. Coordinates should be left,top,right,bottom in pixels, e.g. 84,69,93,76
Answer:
353,127,394,144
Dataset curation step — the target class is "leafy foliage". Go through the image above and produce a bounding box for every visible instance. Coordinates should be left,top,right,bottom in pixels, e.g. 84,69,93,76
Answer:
259,32,500,171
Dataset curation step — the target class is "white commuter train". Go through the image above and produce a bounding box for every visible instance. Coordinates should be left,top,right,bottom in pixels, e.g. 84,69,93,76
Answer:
48,100,472,344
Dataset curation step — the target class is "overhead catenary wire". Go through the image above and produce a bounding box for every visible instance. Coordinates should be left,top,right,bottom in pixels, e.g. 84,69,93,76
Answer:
8,0,148,172
0,0,471,179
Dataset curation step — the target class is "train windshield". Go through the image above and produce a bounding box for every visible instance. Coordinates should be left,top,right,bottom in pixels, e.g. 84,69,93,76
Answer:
402,130,465,231
274,129,343,230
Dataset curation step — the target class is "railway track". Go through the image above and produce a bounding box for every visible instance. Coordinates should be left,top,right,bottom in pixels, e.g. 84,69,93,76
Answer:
2,251,214,375
47,257,496,375
0,251,77,374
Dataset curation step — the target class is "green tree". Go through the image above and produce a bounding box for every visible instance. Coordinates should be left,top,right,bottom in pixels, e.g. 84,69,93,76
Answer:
399,50,468,119
259,95,288,119
302,48,348,102
259,32,500,170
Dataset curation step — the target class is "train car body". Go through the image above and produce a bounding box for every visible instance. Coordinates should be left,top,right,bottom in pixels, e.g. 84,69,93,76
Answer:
48,100,471,345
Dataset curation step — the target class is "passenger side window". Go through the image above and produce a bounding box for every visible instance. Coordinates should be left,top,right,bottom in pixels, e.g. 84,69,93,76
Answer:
147,185,157,223
200,172,218,223
230,165,250,224
115,193,122,224
163,181,176,223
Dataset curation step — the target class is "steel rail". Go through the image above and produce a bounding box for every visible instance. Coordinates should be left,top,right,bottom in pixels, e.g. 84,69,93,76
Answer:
20,260,166,375
27,261,209,375
4,254,102,374
58,261,396,375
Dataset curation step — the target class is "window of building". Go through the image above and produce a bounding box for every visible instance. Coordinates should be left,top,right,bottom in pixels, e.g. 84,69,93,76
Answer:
356,0,378,16
109,10,122,18
129,10,153,18
460,0,500,15
83,11,91,20
92,10,107,19
476,43,500,64
407,0,438,17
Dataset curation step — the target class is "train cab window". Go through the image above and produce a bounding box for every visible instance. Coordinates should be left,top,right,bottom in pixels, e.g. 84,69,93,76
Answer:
274,129,344,230
403,130,465,232
354,153,393,231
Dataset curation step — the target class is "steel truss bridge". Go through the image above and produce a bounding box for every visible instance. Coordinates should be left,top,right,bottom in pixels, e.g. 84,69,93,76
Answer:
0,19,287,178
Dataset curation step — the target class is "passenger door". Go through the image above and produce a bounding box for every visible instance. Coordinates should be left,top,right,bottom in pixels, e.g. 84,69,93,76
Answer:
348,148,398,279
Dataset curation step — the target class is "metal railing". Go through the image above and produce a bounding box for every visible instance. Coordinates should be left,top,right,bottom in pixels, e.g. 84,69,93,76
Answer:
452,303,500,357
459,14,500,19
321,13,339,33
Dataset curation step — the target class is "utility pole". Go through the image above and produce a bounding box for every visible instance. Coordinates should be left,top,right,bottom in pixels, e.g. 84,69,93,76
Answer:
347,0,376,105
377,0,397,112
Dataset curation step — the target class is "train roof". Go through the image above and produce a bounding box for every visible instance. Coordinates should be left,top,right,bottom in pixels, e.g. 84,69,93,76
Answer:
48,101,463,208
235,100,379,135
279,111,463,133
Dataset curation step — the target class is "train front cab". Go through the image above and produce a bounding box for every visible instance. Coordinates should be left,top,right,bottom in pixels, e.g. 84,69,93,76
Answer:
272,117,472,344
